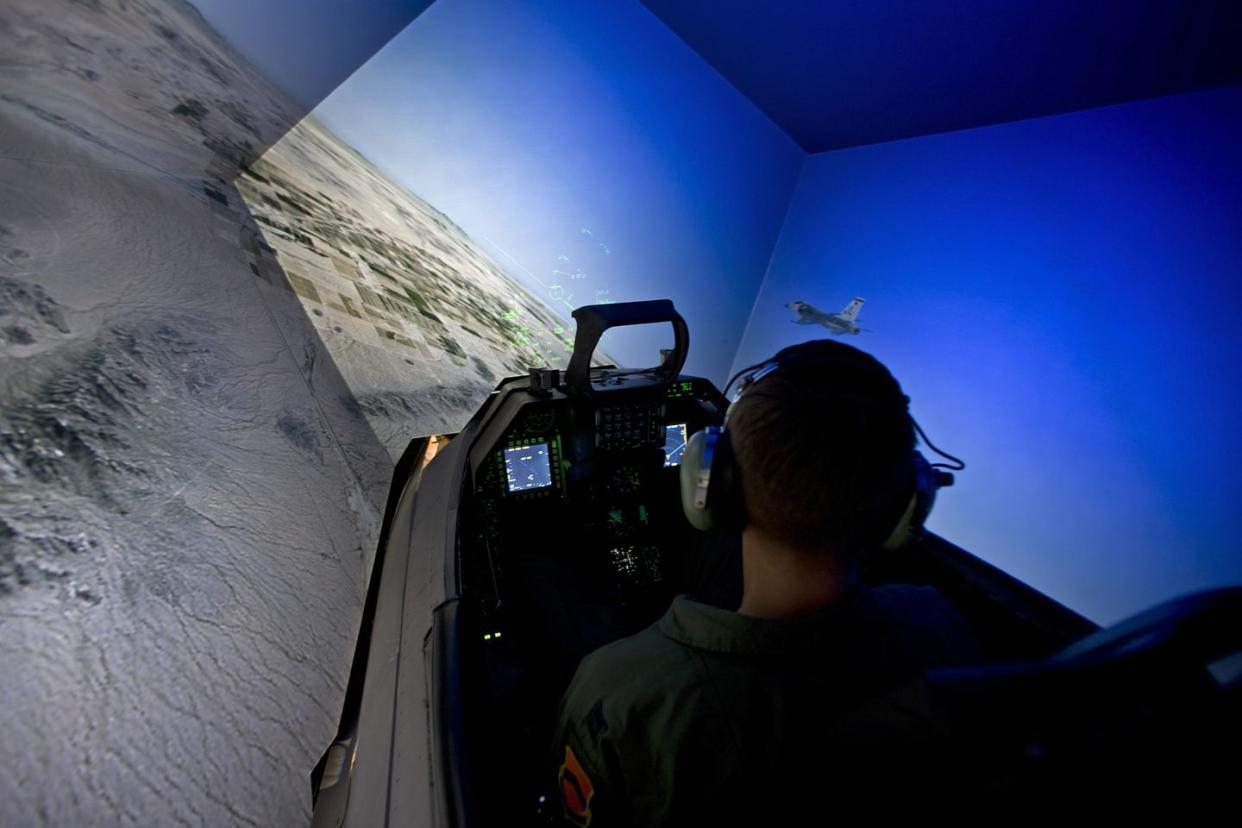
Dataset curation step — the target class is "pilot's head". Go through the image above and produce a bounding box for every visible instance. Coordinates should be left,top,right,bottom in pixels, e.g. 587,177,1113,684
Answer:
728,340,914,563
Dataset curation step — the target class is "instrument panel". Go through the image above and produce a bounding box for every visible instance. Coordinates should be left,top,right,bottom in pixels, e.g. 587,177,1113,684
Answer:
471,379,715,500
461,374,725,636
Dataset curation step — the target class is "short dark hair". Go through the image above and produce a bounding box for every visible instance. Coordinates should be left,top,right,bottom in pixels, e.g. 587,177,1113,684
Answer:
728,340,914,554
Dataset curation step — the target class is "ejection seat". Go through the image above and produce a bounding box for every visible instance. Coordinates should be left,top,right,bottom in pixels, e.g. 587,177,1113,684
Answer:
822,586,1242,810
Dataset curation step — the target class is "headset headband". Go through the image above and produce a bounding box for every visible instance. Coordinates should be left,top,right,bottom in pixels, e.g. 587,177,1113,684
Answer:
683,341,963,547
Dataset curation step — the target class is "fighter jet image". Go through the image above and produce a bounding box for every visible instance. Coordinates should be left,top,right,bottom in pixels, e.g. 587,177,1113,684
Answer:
785,297,868,335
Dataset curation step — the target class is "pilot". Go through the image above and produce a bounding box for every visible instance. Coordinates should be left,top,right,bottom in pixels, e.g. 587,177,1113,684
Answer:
551,339,981,826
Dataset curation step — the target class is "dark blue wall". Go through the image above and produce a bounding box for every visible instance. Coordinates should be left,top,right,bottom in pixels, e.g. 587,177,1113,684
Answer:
641,0,1242,152
734,86,1242,624
193,0,432,107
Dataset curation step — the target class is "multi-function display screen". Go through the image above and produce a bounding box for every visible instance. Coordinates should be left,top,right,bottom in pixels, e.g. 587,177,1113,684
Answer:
504,443,553,492
663,423,688,467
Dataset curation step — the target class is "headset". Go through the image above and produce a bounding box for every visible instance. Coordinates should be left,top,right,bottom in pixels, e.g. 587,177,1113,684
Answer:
679,344,964,553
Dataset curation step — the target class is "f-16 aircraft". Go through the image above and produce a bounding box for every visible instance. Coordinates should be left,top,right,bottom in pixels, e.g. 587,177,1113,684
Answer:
786,297,867,335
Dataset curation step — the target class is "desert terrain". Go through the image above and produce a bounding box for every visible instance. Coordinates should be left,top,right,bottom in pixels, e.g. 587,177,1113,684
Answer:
1,0,577,824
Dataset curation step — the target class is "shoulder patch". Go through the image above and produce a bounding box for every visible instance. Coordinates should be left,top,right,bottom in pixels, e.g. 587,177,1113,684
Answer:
559,744,595,827
586,699,609,744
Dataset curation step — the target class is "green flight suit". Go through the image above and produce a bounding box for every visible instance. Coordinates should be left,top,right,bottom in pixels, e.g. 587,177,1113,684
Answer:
552,585,980,826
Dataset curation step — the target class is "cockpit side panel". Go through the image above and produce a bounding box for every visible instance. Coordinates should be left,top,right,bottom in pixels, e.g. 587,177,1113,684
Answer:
444,372,727,820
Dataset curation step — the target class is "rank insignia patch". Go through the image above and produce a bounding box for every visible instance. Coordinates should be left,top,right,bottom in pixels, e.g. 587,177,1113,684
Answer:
559,744,595,827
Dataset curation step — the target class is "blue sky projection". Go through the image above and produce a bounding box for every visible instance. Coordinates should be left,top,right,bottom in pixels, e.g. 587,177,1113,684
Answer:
735,87,1242,624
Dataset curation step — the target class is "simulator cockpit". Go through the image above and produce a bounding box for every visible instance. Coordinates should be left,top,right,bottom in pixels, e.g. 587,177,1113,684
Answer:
310,301,1240,825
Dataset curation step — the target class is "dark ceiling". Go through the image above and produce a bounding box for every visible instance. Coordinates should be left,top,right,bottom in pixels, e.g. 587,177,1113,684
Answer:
640,0,1242,153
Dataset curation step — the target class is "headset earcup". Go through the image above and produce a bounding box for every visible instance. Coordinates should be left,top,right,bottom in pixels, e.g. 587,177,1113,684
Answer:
880,452,939,551
879,492,919,551
680,429,714,531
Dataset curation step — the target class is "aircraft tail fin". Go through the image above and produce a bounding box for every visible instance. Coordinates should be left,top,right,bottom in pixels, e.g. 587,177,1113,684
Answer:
839,296,864,322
